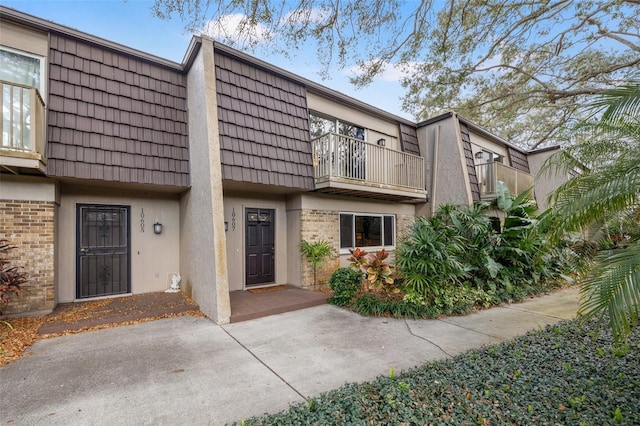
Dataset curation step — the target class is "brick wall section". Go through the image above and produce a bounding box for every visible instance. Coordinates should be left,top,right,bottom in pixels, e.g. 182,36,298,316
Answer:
299,210,415,289
299,209,340,289
396,214,415,243
0,200,55,315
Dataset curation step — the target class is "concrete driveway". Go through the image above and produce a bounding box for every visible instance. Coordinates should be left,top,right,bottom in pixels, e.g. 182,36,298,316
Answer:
0,287,579,425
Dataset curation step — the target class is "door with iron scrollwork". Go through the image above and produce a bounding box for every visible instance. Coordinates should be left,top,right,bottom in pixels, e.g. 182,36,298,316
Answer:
77,205,130,298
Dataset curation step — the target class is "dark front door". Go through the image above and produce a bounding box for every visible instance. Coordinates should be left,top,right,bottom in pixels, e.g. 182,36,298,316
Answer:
245,208,275,286
77,204,130,298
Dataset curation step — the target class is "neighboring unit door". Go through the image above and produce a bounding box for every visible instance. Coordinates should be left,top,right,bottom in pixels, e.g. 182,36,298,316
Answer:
77,204,130,299
245,208,275,286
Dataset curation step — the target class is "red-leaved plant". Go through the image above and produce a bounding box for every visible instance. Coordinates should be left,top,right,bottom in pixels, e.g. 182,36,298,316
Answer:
0,240,28,310
347,247,368,271
348,247,397,293
362,249,396,293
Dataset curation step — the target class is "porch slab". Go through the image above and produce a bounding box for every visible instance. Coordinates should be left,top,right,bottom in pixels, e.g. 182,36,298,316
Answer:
229,285,329,323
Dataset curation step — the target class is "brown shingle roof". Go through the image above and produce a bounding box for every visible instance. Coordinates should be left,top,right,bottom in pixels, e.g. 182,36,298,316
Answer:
46,33,190,188
215,50,314,190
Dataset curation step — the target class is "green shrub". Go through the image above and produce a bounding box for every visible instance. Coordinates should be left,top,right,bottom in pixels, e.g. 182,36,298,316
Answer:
351,292,435,319
327,267,363,306
432,284,492,316
397,190,575,307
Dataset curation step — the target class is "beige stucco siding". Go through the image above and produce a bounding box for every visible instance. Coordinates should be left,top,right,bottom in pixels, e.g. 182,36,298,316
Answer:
418,116,472,214
468,131,509,159
181,39,230,324
223,192,289,291
528,148,568,211
56,185,180,303
307,92,401,151
0,174,58,202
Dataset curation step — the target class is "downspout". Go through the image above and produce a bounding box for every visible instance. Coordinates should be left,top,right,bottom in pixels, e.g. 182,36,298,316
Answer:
430,125,440,216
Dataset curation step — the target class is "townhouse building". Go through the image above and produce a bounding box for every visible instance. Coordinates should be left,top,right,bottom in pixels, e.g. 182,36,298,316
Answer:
0,7,570,323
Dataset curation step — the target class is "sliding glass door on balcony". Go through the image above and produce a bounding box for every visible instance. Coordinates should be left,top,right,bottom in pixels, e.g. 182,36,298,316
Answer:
313,133,425,191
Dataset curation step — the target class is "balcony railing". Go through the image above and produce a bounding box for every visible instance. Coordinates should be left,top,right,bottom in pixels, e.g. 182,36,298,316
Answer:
1,80,46,173
312,133,426,200
476,161,534,199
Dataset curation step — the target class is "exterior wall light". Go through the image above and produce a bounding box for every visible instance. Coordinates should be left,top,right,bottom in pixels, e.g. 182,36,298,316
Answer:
153,222,163,234
377,138,386,146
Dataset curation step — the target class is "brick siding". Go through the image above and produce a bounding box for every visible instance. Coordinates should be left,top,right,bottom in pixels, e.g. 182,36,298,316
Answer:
396,214,415,242
0,200,56,315
299,210,415,289
299,209,340,289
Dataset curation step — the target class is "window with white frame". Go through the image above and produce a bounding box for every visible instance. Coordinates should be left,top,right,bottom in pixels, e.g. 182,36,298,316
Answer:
340,213,395,250
309,111,365,141
0,46,43,91
1,46,45,150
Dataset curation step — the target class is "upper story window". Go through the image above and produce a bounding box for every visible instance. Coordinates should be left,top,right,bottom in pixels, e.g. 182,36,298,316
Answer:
1,47,45,151
0,47,43,91
474,149,504,164
309,111,365,141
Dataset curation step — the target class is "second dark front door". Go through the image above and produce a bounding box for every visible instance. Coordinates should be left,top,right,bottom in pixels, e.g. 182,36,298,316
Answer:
245,208,275,286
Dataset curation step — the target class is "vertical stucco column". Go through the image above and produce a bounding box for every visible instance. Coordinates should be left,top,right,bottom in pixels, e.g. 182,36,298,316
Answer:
182,38,231,324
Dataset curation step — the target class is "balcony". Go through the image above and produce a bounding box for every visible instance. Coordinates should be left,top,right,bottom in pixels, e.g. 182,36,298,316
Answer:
312,133,427,202
1,80,46,174
476,161,534,200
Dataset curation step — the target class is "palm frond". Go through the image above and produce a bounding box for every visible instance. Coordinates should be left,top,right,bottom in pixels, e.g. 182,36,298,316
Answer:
579,239,640,343
548,152,640,236
591,85,640,124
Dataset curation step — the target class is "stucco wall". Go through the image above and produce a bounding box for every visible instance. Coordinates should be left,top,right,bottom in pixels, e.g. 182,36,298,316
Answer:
223,192,289,291
56,185,180,303
468,130,509,159
528,148,567,211
307,92,401,151
418,117,472,215
181,39,230,324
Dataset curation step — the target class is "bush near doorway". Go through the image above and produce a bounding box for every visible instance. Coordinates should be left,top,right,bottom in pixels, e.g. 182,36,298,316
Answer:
0,240,28,312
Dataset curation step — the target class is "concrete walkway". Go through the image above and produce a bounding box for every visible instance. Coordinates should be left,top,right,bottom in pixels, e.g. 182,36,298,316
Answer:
0,287,580,425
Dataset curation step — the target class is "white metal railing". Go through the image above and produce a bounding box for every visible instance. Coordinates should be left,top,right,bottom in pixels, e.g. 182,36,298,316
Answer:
312,132,425,191
476,161,534,197
1,80,45,156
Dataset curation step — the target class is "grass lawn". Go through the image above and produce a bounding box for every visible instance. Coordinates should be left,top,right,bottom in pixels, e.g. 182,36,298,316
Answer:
234,316,639,425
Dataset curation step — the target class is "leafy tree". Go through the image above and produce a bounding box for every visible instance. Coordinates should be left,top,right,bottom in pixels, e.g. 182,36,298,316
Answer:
544,84,640,343
152,0,640,148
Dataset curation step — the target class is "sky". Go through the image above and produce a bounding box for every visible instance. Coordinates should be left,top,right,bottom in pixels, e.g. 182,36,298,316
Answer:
2,0,413,120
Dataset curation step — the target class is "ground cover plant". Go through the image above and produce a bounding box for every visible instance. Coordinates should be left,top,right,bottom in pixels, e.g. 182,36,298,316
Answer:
234,315,640,425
